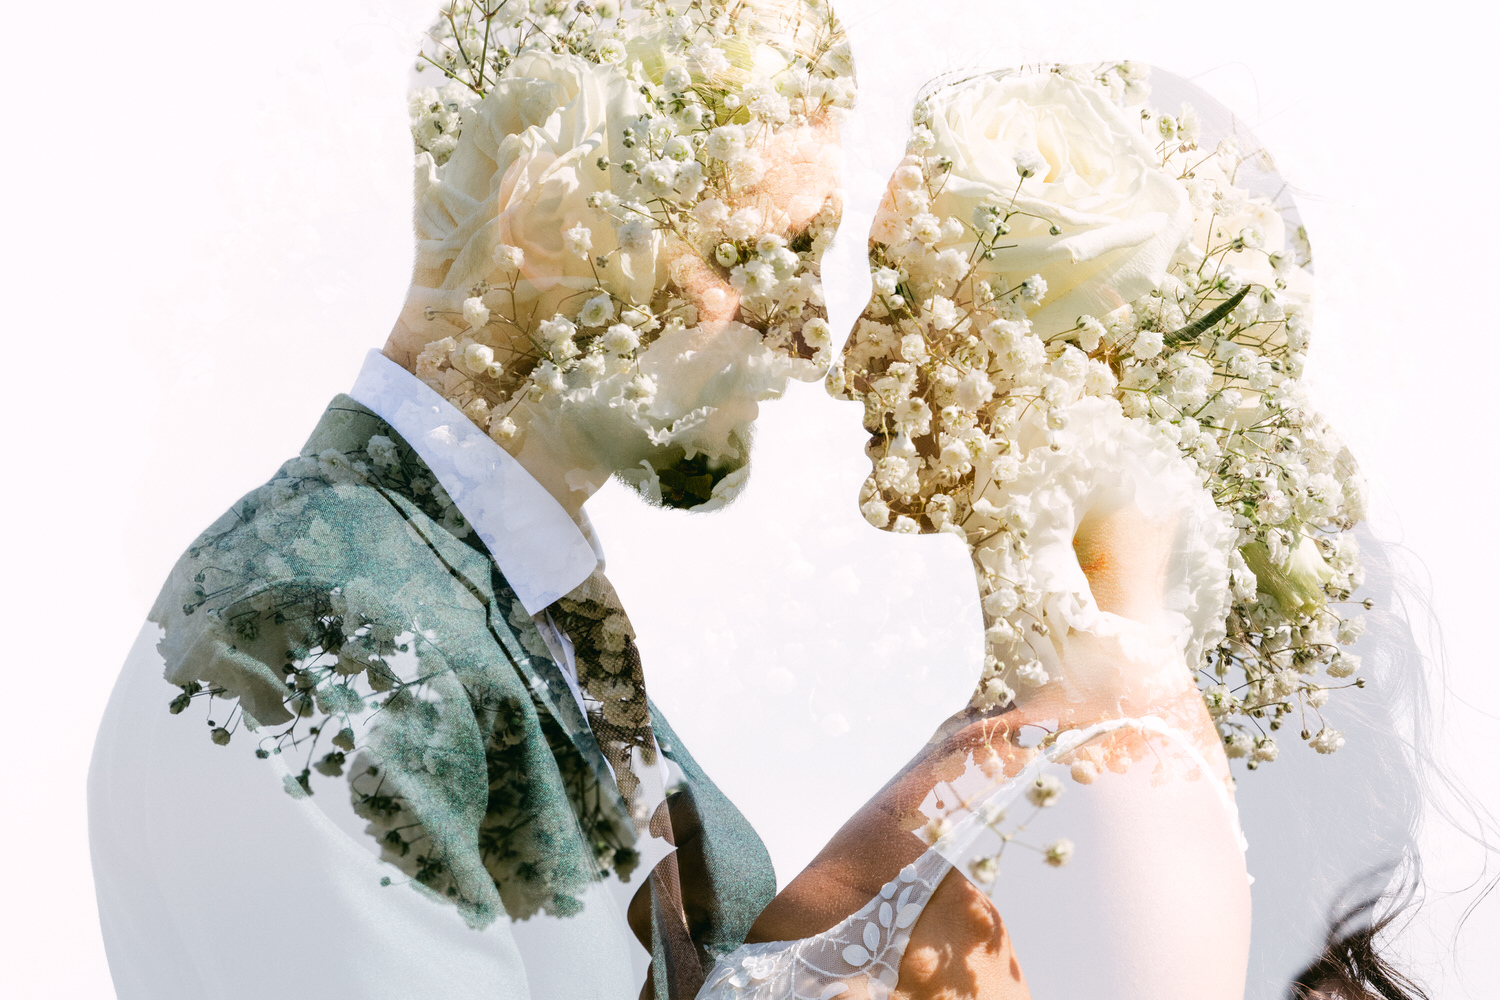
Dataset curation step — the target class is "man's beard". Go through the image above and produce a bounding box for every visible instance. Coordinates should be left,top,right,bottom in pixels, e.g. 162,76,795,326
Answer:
620,426,754,511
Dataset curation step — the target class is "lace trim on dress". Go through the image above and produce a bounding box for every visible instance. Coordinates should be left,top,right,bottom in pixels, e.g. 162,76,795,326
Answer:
700,851,953,1000
699,715,1248,1000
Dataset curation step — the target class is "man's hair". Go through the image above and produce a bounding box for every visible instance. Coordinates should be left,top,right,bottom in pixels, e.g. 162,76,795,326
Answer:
410,0,851,124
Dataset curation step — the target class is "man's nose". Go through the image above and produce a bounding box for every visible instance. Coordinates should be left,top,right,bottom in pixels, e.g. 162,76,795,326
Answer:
824,363,856,401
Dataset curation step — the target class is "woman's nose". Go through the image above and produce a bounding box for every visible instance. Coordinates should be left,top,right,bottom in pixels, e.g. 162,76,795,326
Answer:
824,358,854,400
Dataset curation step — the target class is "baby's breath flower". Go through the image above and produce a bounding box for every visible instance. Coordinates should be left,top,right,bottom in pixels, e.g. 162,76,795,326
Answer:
899,333,929,364
537,315,579,361
492,244,525,272
1019,274,1047,305
617,218,653,255
911,213,943,246
1131,328,1164,360
1326,652,1360,678
1310,728,1345,754
1043,839,1074,867
802,318,833,350
1026,774,1064,808
461,342,494,374
602,323,639,355
860,496,892,528
1223,730,1253,759
705,124,745,161
578,293,615,328
1014,148,1046,179
595,37,626,63
462,297,490,330
1015,660,1050,687
872,267,902,296
564,223,593,259
367,435,401,468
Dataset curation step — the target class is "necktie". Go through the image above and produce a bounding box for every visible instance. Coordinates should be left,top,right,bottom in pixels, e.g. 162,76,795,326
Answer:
547,571,658,807
547,569,706,1000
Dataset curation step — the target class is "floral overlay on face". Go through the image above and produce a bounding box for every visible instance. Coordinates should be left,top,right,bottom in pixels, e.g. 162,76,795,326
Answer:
835,63,1366,780
399,0,854,508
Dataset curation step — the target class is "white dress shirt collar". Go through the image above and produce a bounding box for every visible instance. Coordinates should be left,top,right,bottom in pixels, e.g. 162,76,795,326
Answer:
348,350,600,615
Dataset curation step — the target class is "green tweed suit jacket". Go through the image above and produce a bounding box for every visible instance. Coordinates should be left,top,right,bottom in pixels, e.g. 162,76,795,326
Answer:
150,396,775,988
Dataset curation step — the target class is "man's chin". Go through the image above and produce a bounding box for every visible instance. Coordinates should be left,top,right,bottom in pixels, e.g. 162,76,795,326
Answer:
658,453,749,510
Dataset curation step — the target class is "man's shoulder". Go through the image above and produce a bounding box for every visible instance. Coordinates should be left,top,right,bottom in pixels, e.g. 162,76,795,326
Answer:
169,394,487,589
146,396,507,718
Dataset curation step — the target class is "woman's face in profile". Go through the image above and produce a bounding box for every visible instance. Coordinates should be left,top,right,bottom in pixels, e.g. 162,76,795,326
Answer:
833,66,1208,537
831,150,960,536
834,62,1365,760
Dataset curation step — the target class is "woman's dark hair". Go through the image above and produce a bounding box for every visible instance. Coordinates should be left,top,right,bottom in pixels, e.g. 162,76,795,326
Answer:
1276,531,1491,1000
1293,911,1429,1000
900,63,1492,1000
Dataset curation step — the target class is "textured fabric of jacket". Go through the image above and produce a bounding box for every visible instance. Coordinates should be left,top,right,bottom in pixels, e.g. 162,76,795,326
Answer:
149,395,775,981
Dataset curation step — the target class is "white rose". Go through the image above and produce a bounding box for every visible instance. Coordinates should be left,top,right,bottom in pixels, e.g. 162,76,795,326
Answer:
409,52,657,330
974,397,1234,702
925,71,1192,337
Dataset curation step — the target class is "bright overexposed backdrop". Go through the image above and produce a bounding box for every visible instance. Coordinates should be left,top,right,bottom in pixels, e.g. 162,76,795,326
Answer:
2,0,1496,996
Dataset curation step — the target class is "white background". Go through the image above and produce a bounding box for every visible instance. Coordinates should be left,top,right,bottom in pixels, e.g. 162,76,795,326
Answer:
2,0,1497,995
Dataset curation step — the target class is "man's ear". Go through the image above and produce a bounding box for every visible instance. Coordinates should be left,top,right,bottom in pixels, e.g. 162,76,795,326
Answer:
665,240,741,326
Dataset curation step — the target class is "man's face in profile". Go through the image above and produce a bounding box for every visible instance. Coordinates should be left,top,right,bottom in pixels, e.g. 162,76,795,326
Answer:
396,0,854,510
624,118,844,509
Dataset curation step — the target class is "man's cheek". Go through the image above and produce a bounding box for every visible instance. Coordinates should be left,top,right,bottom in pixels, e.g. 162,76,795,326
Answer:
775,163,841,231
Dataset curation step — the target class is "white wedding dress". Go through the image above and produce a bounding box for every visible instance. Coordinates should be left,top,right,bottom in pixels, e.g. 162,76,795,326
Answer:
698,716,1252,1000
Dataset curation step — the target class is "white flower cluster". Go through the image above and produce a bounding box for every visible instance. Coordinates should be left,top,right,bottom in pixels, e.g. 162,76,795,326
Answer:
842,64,1364,765
415,1,855,124
408,81,479,164
405,0,853,506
